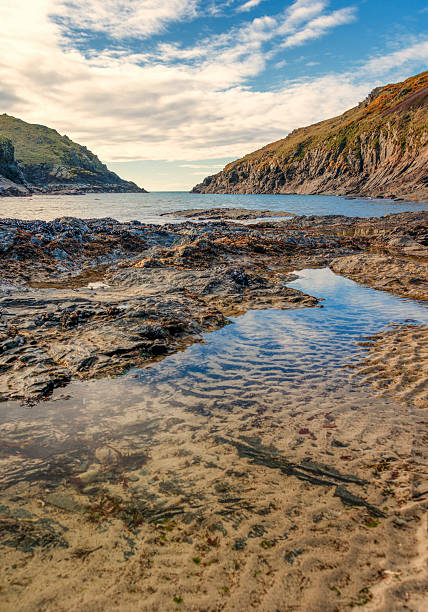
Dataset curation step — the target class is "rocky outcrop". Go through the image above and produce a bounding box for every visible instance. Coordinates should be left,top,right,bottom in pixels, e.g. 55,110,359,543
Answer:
0,137,25,184
0,209,426,402
0,215,324,402
330,254,428,301
0,114,146,195
0,137,30,196
193,71,428,201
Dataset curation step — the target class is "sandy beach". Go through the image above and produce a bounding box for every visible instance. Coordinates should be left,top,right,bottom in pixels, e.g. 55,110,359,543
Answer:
1,7,428,608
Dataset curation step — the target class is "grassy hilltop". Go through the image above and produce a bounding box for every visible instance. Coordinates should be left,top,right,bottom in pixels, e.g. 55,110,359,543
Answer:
0,114,145,193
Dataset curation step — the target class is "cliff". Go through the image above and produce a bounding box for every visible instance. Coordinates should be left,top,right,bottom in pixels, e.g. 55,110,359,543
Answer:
0,136,29,196
192,71,428,201
0,114,146,196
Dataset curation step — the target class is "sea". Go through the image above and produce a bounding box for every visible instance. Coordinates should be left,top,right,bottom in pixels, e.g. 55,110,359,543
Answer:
0,191,427,223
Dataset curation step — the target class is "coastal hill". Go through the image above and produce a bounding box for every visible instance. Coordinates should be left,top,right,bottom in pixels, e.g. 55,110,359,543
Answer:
192,71,428,200
0,114,145,196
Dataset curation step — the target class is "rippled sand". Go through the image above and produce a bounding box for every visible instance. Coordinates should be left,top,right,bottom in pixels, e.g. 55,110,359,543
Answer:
1,269,427,611
354,324,428,409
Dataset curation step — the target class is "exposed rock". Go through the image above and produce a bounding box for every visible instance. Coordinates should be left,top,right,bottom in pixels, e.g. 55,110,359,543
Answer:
0,114,146,195
330,254,428,300
0,209,426,402
163,208,293,220
0,136,30,196
192,71,428,201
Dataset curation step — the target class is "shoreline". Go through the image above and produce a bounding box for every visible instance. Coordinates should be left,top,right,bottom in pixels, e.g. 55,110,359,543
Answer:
0,185,147,198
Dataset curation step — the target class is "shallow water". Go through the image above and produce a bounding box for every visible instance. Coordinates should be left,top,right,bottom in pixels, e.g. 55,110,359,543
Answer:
0,191,427,223
0,268,427,489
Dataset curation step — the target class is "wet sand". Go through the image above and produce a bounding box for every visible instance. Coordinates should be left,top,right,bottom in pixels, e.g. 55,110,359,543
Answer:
354,324,428,409
0,375,426,611
1,268,428,611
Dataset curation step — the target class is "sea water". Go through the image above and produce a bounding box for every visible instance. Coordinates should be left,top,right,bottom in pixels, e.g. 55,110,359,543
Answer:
0,191,426,223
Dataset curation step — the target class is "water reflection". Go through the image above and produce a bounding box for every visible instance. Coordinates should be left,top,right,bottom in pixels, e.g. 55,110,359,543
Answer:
0,268,427,491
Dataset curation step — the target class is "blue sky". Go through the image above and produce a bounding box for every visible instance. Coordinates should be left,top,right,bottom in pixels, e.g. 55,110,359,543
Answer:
0,1,427,190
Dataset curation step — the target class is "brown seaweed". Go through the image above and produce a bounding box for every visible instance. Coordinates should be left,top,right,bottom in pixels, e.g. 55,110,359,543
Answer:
216,436,385,517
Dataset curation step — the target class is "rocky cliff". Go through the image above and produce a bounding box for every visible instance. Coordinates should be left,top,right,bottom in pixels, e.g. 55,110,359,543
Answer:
0,136,29,196
0,114,146,196
192,71,428,201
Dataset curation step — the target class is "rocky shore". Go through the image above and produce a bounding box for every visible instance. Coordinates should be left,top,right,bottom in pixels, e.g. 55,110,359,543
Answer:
0,209,426,404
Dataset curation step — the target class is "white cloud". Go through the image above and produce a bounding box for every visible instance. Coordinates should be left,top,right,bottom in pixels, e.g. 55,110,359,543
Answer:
0,0,426,173
179,163,226,168
361,40,428,76
53,0,199,39
237,0,266,13
282,7,357,47
278,0,327,34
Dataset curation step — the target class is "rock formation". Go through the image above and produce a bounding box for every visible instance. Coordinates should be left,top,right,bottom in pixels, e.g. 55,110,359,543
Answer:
0,136,29,196
0,115,146,195
0,209,426,402
192,71,428,201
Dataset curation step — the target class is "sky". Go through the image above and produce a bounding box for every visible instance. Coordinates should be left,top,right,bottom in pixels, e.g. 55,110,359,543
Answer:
0,1,427,190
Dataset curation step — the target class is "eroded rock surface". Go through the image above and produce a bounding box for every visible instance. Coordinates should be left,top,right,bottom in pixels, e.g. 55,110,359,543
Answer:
331,254,428,300
163,207,293,220
0,210,426,402
192,72,428,200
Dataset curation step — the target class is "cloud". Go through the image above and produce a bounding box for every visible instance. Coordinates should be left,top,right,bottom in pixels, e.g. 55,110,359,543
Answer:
237,0,266,13
52,0,199,39
361,40,428,76
0,0,426,171
282,7,357,47
151,1,354,86
279,0,327,33
179,163,226,168
0,87,25,107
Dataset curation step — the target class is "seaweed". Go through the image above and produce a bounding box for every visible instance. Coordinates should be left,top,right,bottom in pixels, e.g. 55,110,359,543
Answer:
334,486,386,518
216,436,385,518
71,545,102,559
0,517,68,552
85,494,193,528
